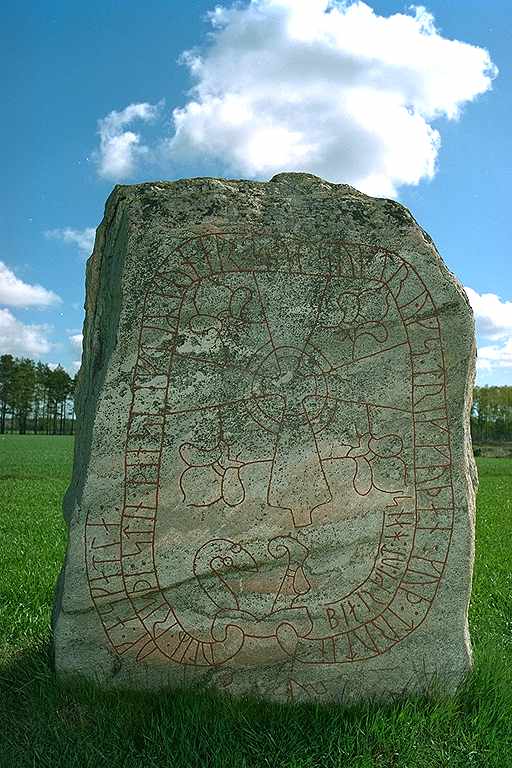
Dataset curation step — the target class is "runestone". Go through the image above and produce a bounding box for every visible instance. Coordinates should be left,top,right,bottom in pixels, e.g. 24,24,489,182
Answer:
53,173,477,703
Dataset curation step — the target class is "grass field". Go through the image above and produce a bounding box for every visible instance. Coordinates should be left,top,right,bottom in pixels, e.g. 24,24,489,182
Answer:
0,435,511,768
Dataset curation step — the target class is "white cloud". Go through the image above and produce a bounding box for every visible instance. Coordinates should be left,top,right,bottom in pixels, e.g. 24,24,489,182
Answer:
45,227,96,255
69,332,83,348
0,308,52,356
68,333,83,373
465,286,512,375
476,340,512,372
95,102,162,178
0,261,61,308
464,287,512,341
162,0,497,196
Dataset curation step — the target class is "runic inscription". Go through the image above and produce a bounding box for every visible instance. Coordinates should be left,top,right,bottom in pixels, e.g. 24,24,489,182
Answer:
85,231,455,696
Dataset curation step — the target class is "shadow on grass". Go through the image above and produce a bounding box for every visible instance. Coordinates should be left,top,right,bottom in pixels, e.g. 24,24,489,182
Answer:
1,639,511,768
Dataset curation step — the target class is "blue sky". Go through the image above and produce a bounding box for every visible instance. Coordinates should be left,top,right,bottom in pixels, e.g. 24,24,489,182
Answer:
1,0,511,383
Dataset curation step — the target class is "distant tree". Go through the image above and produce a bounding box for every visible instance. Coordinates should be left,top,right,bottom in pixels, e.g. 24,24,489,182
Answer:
0,354,15,434
48,366,73,434
0,356,77,434
12,358,36,434
471,386,512,443
68,374,77,434
33,362,49,434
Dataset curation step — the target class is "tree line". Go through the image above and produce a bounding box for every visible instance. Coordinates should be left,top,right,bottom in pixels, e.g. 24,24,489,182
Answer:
471,385,512,444
0,354,511,442
0,355,76,435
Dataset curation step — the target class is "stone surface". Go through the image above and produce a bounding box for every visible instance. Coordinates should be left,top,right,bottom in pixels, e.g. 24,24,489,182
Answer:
53,173,477,703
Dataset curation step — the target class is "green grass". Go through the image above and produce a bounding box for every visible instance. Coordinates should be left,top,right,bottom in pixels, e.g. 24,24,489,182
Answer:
0,435,70,652
0,436,511,768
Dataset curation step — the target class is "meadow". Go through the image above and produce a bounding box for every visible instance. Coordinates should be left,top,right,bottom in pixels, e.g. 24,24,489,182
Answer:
0,435,511,768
